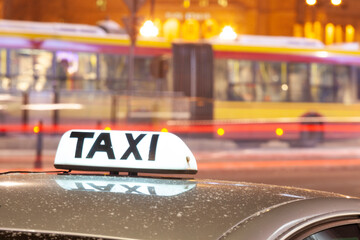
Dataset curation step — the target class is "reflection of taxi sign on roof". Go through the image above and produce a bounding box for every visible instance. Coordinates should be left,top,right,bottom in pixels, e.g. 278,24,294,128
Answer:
55,176,197,196
54,130,197,174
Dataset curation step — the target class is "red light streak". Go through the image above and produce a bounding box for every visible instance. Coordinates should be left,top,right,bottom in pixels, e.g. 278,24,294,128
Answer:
0,122,359,140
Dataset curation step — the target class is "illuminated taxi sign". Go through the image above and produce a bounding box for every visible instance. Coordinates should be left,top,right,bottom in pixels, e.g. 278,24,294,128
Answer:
54,130,197,174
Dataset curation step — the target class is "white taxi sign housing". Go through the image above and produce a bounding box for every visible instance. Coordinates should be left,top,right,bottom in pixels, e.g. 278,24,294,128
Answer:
54,130,198,174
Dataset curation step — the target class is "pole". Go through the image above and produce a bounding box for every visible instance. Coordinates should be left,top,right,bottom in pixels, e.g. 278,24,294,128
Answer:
52,88,59,128
34,120,43,169
127,42,135,121
127,6,136,122
122,0,146,121
22,91,29,128
111,94,117,125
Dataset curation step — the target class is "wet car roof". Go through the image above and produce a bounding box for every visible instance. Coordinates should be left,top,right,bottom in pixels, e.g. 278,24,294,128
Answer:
2,130,360,239
0,173,357,239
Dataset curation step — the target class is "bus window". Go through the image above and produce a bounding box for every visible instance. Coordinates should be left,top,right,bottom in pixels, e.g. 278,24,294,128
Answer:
0,49,9,90
55,52,98,91
55,51,78,90
224,59,255,101
99,53,127,91
357,67,360,101
335,65,352,103
310,63,336,103
34,50,53,91
76,53,98,90
100,54,163,93
213,59,228,100
150,56,170,92
255,61,287,102
133,57,157,92
288,63,309,102
9,49,53,92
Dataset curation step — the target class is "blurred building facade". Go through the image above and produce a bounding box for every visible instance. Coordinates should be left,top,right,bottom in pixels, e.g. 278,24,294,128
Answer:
0,0,359,44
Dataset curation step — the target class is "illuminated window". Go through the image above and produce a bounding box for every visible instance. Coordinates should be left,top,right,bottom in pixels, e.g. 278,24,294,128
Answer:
163,18,180,42
202,19,219,39
218,0,228,7
314,21,322,41
183,0,190,8
325,23,335,45
181,19,200,41
346,25,355,42
335,25,343,43
293,24,303,38
304,22,314,39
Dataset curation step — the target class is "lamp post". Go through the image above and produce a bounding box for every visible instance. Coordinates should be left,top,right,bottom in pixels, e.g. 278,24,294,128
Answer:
122,0,146,122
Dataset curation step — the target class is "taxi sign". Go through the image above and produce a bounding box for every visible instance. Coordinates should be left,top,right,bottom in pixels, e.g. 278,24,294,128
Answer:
54,130,198,174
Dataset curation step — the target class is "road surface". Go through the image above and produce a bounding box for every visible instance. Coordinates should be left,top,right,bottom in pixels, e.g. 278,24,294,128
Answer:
1,136,360,197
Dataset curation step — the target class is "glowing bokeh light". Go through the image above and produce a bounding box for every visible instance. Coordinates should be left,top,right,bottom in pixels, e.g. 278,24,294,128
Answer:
33,125,40,134
276,128,284,136
219,26,237,41
331,0,341,6
140,20,159,38
306,0,316,6
217,128,225,136
281,84,289,91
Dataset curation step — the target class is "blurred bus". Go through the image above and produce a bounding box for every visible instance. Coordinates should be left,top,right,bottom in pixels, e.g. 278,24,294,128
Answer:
0,20,360,146
209,36,360,146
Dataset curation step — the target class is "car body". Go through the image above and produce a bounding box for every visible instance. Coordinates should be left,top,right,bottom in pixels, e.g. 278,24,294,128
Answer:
1,173,360,239
1,130,360,239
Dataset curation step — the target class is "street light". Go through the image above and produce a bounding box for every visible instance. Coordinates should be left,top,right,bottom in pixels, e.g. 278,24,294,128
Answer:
139,20,159,37
331,0,342,6
306,0,342,6
306,0,317,6
219,26,237,40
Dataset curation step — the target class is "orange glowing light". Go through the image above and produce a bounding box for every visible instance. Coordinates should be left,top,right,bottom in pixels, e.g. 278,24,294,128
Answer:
140,20,159,37
217,128,225,136
219,26,237,40
331,0,341,6
33,126,40,134
276,128,284,136
161,128,168,132
306,0,316,6
104,126,111,130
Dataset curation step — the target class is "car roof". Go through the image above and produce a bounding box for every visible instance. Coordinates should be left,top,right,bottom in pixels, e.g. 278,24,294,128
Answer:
1,173,359,239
